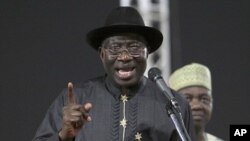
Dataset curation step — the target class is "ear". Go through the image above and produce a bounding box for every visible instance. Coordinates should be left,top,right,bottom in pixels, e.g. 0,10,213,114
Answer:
145,47,149,58
146,51,149,58
98,47,104,62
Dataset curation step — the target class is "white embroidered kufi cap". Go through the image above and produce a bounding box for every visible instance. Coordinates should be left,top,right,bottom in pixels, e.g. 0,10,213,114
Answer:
169,63,212,91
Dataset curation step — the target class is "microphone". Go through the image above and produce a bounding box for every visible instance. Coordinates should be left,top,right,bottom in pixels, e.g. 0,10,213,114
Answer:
148,67,174,101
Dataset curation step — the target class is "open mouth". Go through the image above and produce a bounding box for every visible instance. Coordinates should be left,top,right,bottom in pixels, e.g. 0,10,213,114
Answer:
116,67,135,80
192,113,204,121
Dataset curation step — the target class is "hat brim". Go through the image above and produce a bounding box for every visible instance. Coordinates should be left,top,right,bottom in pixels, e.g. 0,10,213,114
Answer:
86,25,163,54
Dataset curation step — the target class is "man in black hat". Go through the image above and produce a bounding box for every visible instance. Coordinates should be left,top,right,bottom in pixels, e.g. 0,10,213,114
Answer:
32,6,195,141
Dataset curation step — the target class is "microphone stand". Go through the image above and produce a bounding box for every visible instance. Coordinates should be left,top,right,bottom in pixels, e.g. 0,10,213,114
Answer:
164,93,192,141
154,76,192,141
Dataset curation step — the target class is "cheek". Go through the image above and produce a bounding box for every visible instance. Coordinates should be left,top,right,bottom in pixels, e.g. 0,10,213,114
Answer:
102,56,116,73
135,58,147,74
204,104,213,116
136,56,147,66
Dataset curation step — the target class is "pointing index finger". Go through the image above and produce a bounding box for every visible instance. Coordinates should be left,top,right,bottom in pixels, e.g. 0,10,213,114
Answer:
68,82,76,104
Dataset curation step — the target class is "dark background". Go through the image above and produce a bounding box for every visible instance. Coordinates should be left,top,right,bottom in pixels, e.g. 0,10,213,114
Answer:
170,1,250,141
1,0,249,141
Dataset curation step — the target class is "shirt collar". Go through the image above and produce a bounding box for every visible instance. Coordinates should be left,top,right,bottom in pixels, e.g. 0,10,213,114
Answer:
104,75,146,100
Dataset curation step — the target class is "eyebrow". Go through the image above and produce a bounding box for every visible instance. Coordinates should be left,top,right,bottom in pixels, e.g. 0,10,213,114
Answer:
183,93,210,97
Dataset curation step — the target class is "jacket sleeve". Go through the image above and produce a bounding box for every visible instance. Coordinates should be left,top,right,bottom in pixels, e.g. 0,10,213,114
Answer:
32,90,67,141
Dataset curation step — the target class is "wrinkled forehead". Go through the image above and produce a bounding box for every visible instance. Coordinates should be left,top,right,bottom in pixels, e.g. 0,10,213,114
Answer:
101,33,148,46
179,86,212,97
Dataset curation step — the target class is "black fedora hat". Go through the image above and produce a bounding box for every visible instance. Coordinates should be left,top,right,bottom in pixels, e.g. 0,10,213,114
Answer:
86,6,163,54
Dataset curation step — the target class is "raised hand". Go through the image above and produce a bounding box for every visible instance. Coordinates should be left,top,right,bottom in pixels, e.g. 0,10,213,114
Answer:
59,82,92,141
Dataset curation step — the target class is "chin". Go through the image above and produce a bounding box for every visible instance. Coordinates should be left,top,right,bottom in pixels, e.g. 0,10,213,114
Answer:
194,121,206,130
115,78,138,88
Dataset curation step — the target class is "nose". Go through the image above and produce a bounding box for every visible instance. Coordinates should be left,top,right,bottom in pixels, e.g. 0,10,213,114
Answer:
117,50,133,61
190,98,203,110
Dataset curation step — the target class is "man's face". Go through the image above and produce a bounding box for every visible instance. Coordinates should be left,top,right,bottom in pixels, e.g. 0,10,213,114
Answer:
178,86,213,130
99,33,148,88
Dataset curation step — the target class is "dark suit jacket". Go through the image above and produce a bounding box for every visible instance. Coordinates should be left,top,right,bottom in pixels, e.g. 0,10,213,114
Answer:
32,76,195,141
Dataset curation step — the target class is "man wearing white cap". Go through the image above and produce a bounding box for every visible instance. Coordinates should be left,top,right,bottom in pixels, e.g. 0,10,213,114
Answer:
169,63,224,141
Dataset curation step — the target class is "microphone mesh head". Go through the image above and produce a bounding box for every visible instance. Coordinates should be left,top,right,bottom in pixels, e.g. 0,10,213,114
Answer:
148,67,162,81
